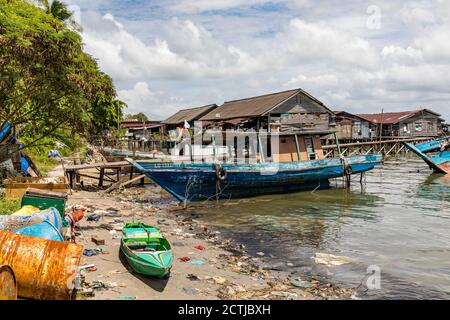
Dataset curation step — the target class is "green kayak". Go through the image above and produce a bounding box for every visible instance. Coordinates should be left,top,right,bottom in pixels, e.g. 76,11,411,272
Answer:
120,222,173,278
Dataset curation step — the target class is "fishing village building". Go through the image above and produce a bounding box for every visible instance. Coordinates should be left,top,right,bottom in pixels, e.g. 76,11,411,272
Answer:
120,120,164,152
121,121,164,139
196,88,337,162
356,109,445,138
334,111,374,142
162,104,218,134
199,88,335,133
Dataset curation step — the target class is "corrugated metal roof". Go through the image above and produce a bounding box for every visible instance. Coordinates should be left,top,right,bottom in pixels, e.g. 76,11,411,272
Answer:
163,104,218,125
201,88,331,121
357,109,441,124
121,122,162,128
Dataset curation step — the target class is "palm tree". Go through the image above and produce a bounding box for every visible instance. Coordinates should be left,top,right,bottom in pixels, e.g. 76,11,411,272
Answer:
38,0,73,22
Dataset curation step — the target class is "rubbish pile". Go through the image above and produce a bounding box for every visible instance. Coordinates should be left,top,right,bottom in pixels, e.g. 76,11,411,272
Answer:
0,187,86,300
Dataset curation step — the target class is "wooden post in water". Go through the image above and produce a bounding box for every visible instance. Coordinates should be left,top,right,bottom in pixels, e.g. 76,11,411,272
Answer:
294,134,301,161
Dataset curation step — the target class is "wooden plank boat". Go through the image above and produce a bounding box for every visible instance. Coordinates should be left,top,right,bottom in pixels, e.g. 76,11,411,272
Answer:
129,131,383,203
120,222,173,278
130,154,382,202
413,136,450,153
404,140,450,174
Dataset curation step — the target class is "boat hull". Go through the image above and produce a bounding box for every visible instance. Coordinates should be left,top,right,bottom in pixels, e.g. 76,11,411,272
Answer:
120,242,172,278
131,155,383,202
404,143,449,174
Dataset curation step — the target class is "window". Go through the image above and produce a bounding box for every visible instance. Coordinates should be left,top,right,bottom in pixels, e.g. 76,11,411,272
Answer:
415,123,423,132
304,137,316,160
354,121,362,136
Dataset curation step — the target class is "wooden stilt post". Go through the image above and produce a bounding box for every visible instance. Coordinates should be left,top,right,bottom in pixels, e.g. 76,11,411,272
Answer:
294,134,301,161
99,168,105,187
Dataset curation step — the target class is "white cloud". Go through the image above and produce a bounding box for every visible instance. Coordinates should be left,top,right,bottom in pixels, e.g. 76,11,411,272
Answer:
118,82,185,120
274,19,381,70
67,0,450,121
81,13,262,83
168,0,284,13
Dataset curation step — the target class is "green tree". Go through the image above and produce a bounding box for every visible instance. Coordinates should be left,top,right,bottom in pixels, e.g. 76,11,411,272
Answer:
91,93,127,134
0,0,123,148
125,112,150,122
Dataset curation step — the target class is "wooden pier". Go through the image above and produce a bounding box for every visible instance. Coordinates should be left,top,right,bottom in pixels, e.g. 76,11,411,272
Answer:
323,137,433,158
64,161,144,190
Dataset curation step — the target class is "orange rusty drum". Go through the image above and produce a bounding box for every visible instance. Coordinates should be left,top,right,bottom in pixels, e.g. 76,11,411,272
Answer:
0,265,17,300
0,230,83,300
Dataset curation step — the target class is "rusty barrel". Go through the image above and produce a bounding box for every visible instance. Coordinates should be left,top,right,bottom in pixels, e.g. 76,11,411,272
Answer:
0,265,17,300
0,230,83,300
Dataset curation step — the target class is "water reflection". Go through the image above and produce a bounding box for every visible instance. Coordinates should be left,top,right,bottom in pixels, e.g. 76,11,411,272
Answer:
417,174,450,203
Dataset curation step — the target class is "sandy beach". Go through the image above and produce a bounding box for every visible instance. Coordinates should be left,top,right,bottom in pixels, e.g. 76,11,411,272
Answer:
69,184,354,300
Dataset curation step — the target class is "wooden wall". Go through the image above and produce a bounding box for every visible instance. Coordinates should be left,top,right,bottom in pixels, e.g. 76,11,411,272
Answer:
272,135,324,162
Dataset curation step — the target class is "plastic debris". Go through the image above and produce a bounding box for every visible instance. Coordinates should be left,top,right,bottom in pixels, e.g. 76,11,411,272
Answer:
313,253,355,267
187,274,200,281
83,248,109,256
83,249,98,257
178,257,191,262
187,259,205,266
195,245,205,251
87,214,101,222
212,276,227,285
118,296,136,300
182,286,199,295
290,279,313,288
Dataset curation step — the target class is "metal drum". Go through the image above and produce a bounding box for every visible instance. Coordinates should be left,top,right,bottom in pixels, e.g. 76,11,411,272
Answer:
0,265,17,300
0,230,83,300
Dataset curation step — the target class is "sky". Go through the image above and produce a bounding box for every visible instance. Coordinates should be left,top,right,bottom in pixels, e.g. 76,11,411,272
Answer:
64,0,450,121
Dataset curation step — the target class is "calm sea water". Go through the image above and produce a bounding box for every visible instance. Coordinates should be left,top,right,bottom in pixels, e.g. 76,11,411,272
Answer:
188,158,450,299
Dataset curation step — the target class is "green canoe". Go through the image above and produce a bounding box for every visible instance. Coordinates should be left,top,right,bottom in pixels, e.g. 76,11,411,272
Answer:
120,222,173,278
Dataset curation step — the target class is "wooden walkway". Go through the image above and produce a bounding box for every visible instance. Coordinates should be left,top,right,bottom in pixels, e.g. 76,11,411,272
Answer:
323,137,432,158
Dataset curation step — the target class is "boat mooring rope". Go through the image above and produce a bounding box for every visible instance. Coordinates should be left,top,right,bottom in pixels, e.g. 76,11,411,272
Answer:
213,163,227,201
339,154,352,188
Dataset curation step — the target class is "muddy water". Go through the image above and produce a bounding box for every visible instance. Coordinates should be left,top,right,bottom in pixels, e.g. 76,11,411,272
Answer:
188,158,450,299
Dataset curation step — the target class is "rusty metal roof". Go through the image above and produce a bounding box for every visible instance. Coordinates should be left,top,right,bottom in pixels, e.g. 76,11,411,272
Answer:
163,104,218,125
200,88,331,121
357,109,441,124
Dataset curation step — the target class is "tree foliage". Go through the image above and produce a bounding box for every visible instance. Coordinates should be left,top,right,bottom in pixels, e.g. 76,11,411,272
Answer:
125,112,150,122
0,0,125,147
38,0,72,21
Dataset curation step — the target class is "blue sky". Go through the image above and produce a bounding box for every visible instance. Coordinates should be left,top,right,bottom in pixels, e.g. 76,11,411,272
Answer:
65,0,449,122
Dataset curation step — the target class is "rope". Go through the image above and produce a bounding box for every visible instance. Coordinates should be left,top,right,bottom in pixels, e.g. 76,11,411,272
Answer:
339,154,351,188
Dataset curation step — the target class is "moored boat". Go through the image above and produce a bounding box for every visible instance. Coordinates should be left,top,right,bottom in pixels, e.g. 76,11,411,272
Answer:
129,131,383,202
120,222,173,278
404,139,450,174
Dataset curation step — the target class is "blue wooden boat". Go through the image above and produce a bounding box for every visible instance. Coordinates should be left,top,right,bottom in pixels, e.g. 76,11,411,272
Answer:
404,141,450,174
413,136,450,153
131,155,382,202
129,131,383,202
